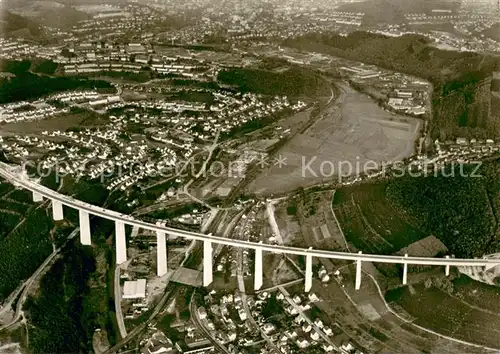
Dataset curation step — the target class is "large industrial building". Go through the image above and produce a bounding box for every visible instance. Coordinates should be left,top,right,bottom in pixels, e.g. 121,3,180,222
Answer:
123,279,147,299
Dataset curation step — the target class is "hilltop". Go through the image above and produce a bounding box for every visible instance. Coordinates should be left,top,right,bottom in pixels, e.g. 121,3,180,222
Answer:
4,0,90,30
1,11,44,39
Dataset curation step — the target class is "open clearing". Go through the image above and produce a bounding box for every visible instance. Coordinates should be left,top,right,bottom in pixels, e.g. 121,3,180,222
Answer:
386,283,500,349
451,275,500,314
248,83,422,195
0,112,108,135
335,263,495,354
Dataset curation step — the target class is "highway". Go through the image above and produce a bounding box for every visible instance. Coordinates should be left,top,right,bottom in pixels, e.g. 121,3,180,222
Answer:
1,162,499,269
102,204,228,353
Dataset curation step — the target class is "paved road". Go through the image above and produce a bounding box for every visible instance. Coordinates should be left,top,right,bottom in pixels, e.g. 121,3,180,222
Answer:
237,250,280,354
278,285,339,350
189,297,231,354
102,203,227,353
114,264,128,340
102,282,178,354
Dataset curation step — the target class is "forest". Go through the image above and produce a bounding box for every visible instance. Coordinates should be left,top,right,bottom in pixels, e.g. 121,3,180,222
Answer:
24,244,99,354
217,66,330,97
386,161,500,257
0,59,115,104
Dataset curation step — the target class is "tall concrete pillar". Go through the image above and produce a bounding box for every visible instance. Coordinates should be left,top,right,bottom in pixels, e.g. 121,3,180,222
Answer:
305,247,313,293
115,221,127,265
52,200,64,221
254,242,263,291
355,251,362,290
33,192,43,202
445,255,450,276
402,254,409,285
157,231,168,277
79,210,91,246
203,240,213,287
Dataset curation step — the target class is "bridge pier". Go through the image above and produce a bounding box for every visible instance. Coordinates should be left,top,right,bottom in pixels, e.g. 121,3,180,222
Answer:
156,231,167,277
254,242,263,291
32,191,43,202
203,240,213,287
402,254,408,285
355,251,362,290
305,247,313,293
52,200,64,221
79,210,91,246
115,221,127,265
445,255,450,276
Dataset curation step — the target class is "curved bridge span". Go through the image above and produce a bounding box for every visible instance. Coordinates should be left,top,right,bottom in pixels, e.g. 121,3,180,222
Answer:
1,162,498,292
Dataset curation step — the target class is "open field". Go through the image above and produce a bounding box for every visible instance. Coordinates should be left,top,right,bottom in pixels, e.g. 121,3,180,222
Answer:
332,183,428,255
0,183,14,198
386,283,500,349
313,179,500,350
276,191,347,252
272,201,305,247
335,263,496,353
451,275,500,314
248,83,422,195
283,263,493,354
0,111,108,135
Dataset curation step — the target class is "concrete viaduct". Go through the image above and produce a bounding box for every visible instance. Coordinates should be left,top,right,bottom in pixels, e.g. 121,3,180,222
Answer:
1,162,499,293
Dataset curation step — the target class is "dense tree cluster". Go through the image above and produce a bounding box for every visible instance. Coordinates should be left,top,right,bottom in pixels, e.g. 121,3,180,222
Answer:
386,163,500,257
0,207,53,301
33,60,58,75
0,59,115,104
25,245,97,354
4,12,43,37
217,67,330,97
0,73,114,104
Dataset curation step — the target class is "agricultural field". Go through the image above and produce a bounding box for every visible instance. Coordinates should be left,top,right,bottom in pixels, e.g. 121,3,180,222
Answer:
386,283,500,349
332,183,427,255
289,262,492,354
451,275,500,314
329,180,500,350
0,109,108,135
248,83,422,195
276,190,347,252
